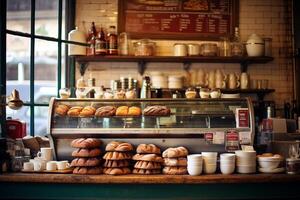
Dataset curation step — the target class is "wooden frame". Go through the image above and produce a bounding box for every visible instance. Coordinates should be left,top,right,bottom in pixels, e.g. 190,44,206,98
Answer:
118,0,239,40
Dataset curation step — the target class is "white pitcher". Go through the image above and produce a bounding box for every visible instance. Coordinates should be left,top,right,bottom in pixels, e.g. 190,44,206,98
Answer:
215,69,226,89
228,73,240,89
240,72,249,89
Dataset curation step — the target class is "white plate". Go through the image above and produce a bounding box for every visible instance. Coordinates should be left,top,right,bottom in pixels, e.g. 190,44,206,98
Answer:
221,93,240,98
258,167,285,174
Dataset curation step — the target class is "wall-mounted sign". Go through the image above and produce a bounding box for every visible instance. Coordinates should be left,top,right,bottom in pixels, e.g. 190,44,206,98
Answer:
118,0,239,40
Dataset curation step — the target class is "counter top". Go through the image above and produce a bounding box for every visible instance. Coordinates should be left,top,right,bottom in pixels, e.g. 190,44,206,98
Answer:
1,173,300,184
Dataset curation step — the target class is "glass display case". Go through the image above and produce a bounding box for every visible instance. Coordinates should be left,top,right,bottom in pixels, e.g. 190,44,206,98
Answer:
48,98,254,160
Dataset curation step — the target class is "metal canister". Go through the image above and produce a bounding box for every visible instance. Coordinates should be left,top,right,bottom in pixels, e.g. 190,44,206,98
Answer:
187,44,200,56
174,43,187,56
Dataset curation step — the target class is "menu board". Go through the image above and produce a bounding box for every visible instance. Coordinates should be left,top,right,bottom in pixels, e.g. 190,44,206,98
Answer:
118,0,238,40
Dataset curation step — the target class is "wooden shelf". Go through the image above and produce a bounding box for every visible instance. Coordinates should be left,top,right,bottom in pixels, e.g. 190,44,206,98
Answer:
73,55,274,75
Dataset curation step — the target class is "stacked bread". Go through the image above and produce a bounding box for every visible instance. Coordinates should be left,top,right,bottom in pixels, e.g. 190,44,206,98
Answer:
70,138,102,175
103,141,133,175
162,146,188,175
132,144,163,175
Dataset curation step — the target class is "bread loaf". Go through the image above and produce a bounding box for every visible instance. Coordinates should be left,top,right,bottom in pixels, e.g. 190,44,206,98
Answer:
67,106,83,117
136,144,161,154
127,106,141,116
103,167,131,175
133,168,161,175
132,154,163,163
72,148,101,158
134,161,161,169
103,152,132,160
71,157,101,167
143,105,170,116
105,141,134,152
79,106,96,117
55,104,70,116
95,106,116,117
162,147,188,158
73,167,102,175
71,138,102,148
116,106,129,116
103,160,130,168
163,157,187,167
162,166,187,175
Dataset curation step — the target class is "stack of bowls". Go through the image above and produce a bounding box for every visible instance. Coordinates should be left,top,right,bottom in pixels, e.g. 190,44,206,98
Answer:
187,154,203,176
202,152,218,174
220,153,236,175
235,150,256,174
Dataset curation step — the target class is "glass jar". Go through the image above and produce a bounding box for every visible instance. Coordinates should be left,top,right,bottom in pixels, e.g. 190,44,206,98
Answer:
200,43,218,56
174,43,187,56
133,39,156,56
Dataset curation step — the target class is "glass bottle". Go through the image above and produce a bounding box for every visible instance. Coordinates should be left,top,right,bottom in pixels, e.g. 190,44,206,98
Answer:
95,27,107,55
86,22,97,56
107,25,118,55
231,27,244,56
118,32,129,55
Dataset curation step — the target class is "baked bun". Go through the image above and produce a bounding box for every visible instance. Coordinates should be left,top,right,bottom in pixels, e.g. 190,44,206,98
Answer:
71,138,102,148
67,106,83,117
103,160,130,168
128,106,141,116
163,157,187,167
132,154,163,163
95,106,116,117
71,157,101,167
55,104,70,116
162,147,188,158
134,161,161,169
143,105,170,116
133,168,161,175
72,148,101,157
73,167,102,175
136,144,161,154
80,106,96,117
162,166,187,175
105,141,134,152
103,167,131,175
116,106,129,116
103,152,132,160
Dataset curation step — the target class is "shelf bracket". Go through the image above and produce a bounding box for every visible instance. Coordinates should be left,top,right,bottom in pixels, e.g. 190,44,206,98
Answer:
79,62,88,76
138,60,146,76
183,62,191,71
240,61,249,72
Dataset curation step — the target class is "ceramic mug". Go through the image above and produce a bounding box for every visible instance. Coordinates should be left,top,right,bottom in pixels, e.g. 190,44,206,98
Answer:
37,147,53,161
32,159,46,171
240,72,249,89
56,161,70,170
228,73,240,89
46,161,57,171
23,162,34,171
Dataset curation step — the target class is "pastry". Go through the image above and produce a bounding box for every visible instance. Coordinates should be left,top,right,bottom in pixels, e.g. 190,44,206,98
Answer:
103,167,131,175
71,157,101,167
105,141,134,152
134,161,161,169
163,157,187,167
162,166,187,175
71,138,102,148
136,144,161,154
103,160,130,168
79,106,96,117
132,154,163,163
162,147,188,158
125,90,136,99
143,105,170,116
55,104,70,116
103,152,132,160
95,106,116,117
72,148,101,158
116,106,129,116
67,106,83,117
73,167,102,175
127,106,141,116
114,90,125,99
133,168,161,175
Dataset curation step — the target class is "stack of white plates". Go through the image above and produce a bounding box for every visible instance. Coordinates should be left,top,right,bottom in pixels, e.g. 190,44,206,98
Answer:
235,150,256,174
168,75,183,89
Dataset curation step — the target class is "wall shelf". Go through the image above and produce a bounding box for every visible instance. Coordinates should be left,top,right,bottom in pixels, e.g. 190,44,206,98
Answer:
74,55,274,76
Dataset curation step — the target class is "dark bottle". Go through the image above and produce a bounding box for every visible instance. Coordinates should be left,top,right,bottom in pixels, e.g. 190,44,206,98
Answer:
291,100,298,120
284,101,291,119
107,25,118,55
95,27,107,55
86,22,97,56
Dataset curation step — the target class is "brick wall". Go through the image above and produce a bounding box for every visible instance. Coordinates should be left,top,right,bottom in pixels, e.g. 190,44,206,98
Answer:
75,0,294,112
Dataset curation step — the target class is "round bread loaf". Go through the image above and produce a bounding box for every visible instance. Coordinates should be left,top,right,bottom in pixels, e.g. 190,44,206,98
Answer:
143,105,170,116
71,138,102,148
127,106,141,116
103,151,132,160
136,144,161,154
132,154,163,163
105,141,134,152
163,157,187,167
55,104,70,116
71,157,101,167
95,106,116,117
79,106,96,117
103,167,131,175
67,106,83,117
162,166,187,175
134,161,161,169
103,160,130,168
73,167,102,175
162,147,188,158
71,148,101,157
116,106,129,116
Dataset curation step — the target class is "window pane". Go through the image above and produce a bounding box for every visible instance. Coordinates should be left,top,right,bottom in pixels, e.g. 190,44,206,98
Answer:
6,0,31,33
34,106,49,136
6,35,30,103
34,39,57,103
6,106,30,136
35,0,58,38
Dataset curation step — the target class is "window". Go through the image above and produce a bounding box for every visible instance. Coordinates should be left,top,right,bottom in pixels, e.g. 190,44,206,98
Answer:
5,0,73,136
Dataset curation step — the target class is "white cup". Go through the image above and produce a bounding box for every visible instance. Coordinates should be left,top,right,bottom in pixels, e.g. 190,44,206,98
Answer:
187,154,203,162
33,160,46,171
220,153,236,161
23,162,34,171
187,164,203,176
56,160,70,170
37,147,53,161
202,152,218,159
203,164,217,174
46,161,57,171
220,164,235,175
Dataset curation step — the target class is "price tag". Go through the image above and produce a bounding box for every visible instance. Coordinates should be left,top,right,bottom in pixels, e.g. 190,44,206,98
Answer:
225,130,240,152
239,131,251,145
213,131,225,144
205,132,214,144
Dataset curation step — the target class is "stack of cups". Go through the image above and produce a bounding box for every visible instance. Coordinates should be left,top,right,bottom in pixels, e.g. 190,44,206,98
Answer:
202,152,218,174
220,153,236,175
235,150,257,174
187,154,203,176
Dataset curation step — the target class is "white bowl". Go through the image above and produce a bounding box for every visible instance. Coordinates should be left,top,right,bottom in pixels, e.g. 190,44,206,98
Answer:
220,164,235,175
188,165,203,176
236,165,256,174
246,43,264,57
258,160,281,170
203,164,217,174
235,150,256,158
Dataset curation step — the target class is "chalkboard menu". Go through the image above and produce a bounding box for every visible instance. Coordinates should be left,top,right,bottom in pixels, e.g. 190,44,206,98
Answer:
118,0,239,40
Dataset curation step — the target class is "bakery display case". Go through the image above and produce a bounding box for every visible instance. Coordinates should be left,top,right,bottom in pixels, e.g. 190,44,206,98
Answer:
47,98,254,160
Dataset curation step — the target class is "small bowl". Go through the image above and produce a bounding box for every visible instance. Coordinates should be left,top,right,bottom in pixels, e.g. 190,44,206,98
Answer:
257,157,283,169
